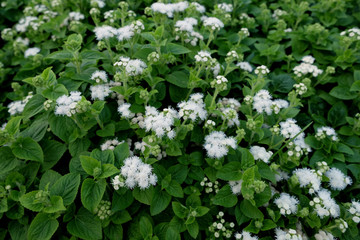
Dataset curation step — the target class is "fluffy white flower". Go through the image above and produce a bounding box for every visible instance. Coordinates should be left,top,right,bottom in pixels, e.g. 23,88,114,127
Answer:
310,189,340,218
143,106,177,139
293,56,323,77
91,70,108,83
8,92,33,116
101,139,124,151
94,25,117,40
190,2,206,13
315,126,338,141
55,91,82,117
293,168,321,193
15,16,38,32
24,47,40,58
90,85,112,100
314,230,335,240
348,201,360,223
117,25,134,41
302,55,315,64
116,156,157,189
275,228,302,240
253,90,273,115
125,59,147,76
151,1,188,18
254,65,270,75
279,118,304,140
325,168,352,191
217,3,233,12
204,131,237,159
340,27,360,40
237,61,253,72
118,103,135,119
250,146,273,163
178,93,207,122
274,193,299,215
229,180,243,195
202,17,224,31
234,231,258,240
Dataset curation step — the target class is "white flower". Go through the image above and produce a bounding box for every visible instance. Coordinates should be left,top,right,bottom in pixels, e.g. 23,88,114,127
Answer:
229,180,242,195
91,70,108,83
55,91,82,117
101,139,124,151
293,168,321,193
115,156,157,190
178,93,207,122
301,55,315,64
274,193,299,215
237,62,253,72
253,90,273,115
15,16,38,32
293,56,323,77
310,189,340,218
151,1,189,18
314,230,335,240
279,118,304,140
340,27,360,40
250,146,273,163
125,59,147,76
217,3,233,13
235,231,258,240
117,25,134,41
204,131,237,159
202,17,224,31
190,2,206,13
315,126,338,141
175,17,197,33
94,25,117,40
24,47,40,58
254,65,270,75
325,168,352,190
275,228,302,240
118,103,135,119
8,92,33,116
90,85,112,100
91,0,105,8
143,106,177,139
348,201,360,223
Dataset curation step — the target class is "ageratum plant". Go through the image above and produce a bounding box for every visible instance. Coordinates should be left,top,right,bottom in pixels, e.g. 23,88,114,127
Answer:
0,0,360,240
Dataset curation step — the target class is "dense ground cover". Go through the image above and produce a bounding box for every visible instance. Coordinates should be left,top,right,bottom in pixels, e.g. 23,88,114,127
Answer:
1,0,360,239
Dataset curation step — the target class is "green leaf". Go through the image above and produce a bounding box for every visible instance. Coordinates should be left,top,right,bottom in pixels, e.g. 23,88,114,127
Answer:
0,147,19,176
195,206,209,217
43,195,66,213
165,180,184,198
80,156,101,176
41,140,67,171
166,43,191,54
46,50,73,60
27,213,59,240
80,50,105,60
114,142,130,168
104,223,123,240
67,207,102,240
257,161,276,184
217,162,242,181
261,219,277,231
99,164,119,178
20,117,48,142
96,123,115,137
133,187,154,205
140,216,153,239
212,185,238,207
42,84,68,100
112,191,134,212
239,148,255,170
240,200,264,219
91,149,115,164
39,170,61,190
81,178,106,212
49,115,80,143
22,94,45,119
172,202,188,218
19,191,44,212
11,137,44,163
186,221,199,238
150,189,171,216
50,173,81,206
5,116,22,135
165,71,188,88
329,86,357,100
328,101,347,127
350,81,360,92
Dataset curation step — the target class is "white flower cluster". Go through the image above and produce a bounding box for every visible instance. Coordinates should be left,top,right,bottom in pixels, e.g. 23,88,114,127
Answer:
24,47,40,58
200,177,219,193
8,92,33,116
274,193,299,215
272,9,288,19
113,156,157,190
54,91,82,117
217,98,241,127
91,0,105,8
68,12,85,21
250,146,273,163
91,70,108,83
275,169,290,182
204,131,237,159
229,180,243,195
314,230,335,240
94,21,144,42
275,228,303,240
150,1,189,18
335,218,349,233
325,167,352,191
253,90,289,115
209,212,235,239
340,27,360,40
194,50,214,64
90,84,112,100
114,58,147,76
211,75,228,91
279,118,303,139
15,37,30,46
15,16,39,32
178,93,207,122
190,2,206,13
348,201,360,223
293,168,321,193
239,28,250,37
93,25,117,40
143,106,177,139
217,3,233,13
134,140,166,160
101,139,124,151
315,126,338,141
118,103,135,119
309,189,340,218
293,55,323,77
202,16,224,31
174,17,203,46
234,231,258,240
237,62,253,72
294,83,307,95
254,65,270,75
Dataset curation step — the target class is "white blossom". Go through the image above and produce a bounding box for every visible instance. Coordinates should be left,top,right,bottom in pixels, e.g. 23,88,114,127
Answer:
275,228,303,240
314,230,335,240
101,139,124,151
293,55,323,77
202,17,224,31
8,92,33,116
91,70,108,83
55,91,82,117
24,47,40,58
310,189,340,218
325,168,352,191
94,25,117,40
143,106,177,139
118,103,135,119
250,146,273,163
237,62,253,72
229,180,242,195
90,85,112,100
178,93,207,122
204,131,237,159
274,193,299,215
293,168,321,193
